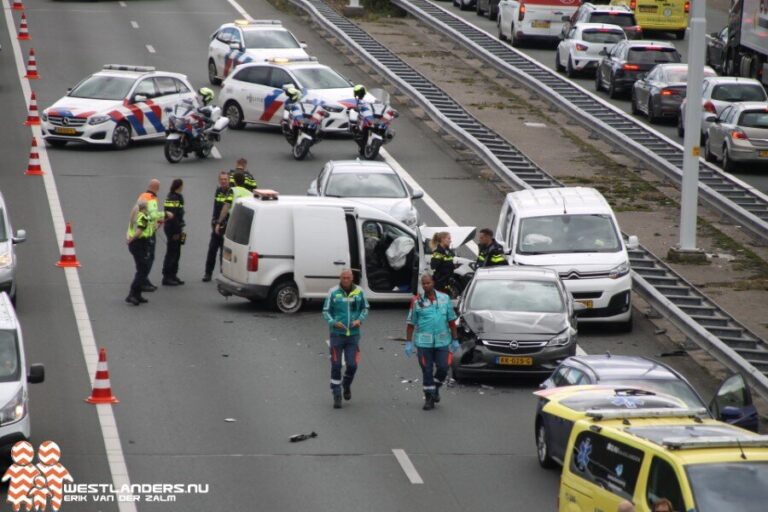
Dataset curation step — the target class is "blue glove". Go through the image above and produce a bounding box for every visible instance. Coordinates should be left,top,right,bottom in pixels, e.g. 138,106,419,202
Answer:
405,342,414,358
450,339,460,353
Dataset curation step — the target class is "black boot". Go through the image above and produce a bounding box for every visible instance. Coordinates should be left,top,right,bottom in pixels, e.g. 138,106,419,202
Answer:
333,394,342,409
173,276,185,285
202,274,212,282
433,387,441,403
125,295,140,306
423,394,435,411
343,386,351,401
162,277,178,286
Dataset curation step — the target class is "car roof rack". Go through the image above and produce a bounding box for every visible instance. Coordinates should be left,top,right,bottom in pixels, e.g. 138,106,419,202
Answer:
586,407,708,421
102,64,155,72
662,436,768,450
253,189,279,201
234,19,282,27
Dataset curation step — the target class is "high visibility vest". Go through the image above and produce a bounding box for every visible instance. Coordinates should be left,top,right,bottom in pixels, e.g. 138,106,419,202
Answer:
127,211,151,239
231,186,251,203
138,192,163,237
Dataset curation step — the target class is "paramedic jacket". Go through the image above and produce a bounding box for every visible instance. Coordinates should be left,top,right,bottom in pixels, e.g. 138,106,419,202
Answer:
323,284,370,337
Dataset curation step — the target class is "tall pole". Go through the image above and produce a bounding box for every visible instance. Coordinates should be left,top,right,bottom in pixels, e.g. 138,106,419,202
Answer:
679,0,706,251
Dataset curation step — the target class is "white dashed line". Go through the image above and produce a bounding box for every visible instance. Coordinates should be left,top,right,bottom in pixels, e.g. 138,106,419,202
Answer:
130,21,139,29
226,0,255,21
146,44,156,54
211,146,222,159
119,1,127,7
392,449,424,484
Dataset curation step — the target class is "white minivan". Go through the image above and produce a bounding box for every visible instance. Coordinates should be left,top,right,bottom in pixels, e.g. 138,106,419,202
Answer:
216,191,474,313
495,187,637,330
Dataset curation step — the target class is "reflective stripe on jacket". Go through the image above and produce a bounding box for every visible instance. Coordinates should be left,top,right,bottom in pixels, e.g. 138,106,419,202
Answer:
407,291,456,348
127,211,151,239
323,285,370,336
477,240,507,267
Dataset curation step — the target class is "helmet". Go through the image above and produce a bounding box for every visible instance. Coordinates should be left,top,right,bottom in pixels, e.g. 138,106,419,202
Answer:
286,87,302,102
198,87,214,106
353,84,366,101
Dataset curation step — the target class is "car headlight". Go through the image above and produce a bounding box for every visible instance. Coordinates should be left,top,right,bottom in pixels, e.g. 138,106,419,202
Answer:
0,252,11,269
40,112,48,122
88,115,111,125
0,387,26,426
609,261,630,279
547,328,576,347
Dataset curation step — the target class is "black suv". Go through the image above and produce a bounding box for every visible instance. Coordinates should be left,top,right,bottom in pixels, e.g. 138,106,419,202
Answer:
595,40,681,98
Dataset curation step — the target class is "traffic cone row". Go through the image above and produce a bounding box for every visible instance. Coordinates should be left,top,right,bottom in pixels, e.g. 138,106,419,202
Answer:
25,48,39,79
24,91,40,126
56,223,81,268
17,13,29,40
85,348,119,404
25,137,43,175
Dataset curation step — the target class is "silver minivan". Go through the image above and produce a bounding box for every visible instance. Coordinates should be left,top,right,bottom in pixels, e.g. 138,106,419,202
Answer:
0,191,26,303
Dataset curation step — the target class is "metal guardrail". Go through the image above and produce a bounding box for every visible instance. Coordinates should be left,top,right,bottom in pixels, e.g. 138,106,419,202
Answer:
285,0,768,400
392,0,768,245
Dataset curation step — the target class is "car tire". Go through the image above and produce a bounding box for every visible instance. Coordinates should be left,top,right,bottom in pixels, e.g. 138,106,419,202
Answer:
675,29,686,40
498,17,506,41
595,70,604,92
566,57,576,78
722,146,737,172
704,136,716,162
607,76,619,99
615,312,633,333
536,420,557,469
630,90,640,115
555,51,564,72
208,59,221,86
487,5,497,20
475,0,483,15
111,122,131,150
511,25,521,47
224,101,245,130
459,0,469,10
46,139,67,148
268,280,302,314
647,99,660,124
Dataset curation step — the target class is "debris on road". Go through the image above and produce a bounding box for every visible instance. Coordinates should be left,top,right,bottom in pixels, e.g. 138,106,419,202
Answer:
290,432,318,443
224,418,237,423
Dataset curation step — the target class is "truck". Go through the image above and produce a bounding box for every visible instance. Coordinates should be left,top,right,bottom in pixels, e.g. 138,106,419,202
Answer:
724,0,768,83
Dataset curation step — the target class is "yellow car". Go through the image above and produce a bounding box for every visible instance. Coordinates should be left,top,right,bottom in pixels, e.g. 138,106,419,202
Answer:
558,406,768,512
610,0,689,39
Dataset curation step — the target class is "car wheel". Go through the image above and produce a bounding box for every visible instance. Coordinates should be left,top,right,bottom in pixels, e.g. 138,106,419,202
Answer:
722,146,737,172
630,90,640,115
647,99,660,124
498,17,506,41
269,280,302,314
536,421,557,469
674,29,686,40
677,112,685,137
511,25,521,47
224,101,244,130
615,311,633,333
208,59,221,86
111,122,131,150
459,0,469,10
704,136,716,162
566,57,576,78
46,139,67,148
555,51,564,72
607,76,619,99
487,4,497,20
595,70,603,92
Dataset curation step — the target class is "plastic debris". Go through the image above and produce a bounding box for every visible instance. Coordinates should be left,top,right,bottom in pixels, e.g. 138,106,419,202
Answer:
290,432,318,443
224,418,237,423
480,384,494,390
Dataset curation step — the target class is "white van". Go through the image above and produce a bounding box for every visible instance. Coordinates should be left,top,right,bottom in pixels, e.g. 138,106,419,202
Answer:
216,191,474,313
0,292,44,457
495,187,637,330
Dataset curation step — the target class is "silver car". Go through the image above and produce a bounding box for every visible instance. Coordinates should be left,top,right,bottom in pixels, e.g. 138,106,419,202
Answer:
0,192,26,303
705,101,768,171
631,63,716,124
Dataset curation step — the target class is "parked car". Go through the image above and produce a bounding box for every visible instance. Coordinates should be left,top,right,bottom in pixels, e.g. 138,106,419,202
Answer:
556,23,626,77
562,3,642,40
705,101,768,171
631,63,717,124
0,193,25,304
595,40,681,98
706,26,728,72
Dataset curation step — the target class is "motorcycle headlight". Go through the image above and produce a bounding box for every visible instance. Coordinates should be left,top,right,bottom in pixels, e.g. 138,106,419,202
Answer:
88,115,111,125
0,251,11,269
40,112,48,122
0,387,26,426
547,328,576,347
609,261,630,279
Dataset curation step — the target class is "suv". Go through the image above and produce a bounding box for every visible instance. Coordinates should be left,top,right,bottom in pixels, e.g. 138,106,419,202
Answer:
0,193,25,304
595,40,681,98
563,3,642,39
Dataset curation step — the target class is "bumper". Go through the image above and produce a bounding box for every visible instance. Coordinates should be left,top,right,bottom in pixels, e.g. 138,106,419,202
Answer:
453,341,576,376
657,96,684,117
216,274,270,300
571,57,599,71
564,274,632,322
514,24,563,42
41,120,115,145
0,415,30,458
726,145,768,164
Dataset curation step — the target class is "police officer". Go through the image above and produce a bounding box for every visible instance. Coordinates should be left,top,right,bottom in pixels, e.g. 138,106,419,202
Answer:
322,269,369,409
228,158,257,191
405,274,459,410
476,228,507,268
215,172,251,233
137,179,172,292
125,198,151,305
203,171,232,282
162,179,185,286
353,84,366,103
429,231,456,294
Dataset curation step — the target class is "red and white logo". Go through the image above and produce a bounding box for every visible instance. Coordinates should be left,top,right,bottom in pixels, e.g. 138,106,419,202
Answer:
2,441,72,512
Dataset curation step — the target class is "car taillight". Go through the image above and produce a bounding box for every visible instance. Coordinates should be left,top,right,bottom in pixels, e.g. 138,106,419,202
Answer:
575,43,588,51
623,63,640,71
703,101,717,113
732,129,749,140
684,1,690,13
629,0,636,9
247,251,259,272
660,89,674,96
519,3,526,21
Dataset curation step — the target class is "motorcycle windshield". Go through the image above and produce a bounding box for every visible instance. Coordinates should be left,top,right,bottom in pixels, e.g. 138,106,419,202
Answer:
369,88,390,104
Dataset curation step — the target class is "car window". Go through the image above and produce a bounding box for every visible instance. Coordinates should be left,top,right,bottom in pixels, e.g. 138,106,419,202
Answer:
566,368,588,385
603,379,705,409
0,330,20,382
175,79,191,94
517,214,622,255
325,172,408,198
468,280,565,313
739,110,768,128
627,47,680,64
711,84,767,102
499,205,513,245
646,68,659,81
290,67,350,90
155,76,177,96
216,28,234,43
582,30,625,44
589,12,635,26
234,66,271,86
225,205,254,245
268,68,293,89
69,75,135,101
230,28,242,44
686,461,768,512
646,457,685,512
551,366,570,386
569,431,644,500
719,105,733,123
133,79,158,99
243,29,300,49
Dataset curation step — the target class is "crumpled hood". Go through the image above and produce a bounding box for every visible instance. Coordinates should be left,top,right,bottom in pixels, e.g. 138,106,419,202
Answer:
514,251,626,273
463,310,567,338
45,97,121,118
347,198,413,221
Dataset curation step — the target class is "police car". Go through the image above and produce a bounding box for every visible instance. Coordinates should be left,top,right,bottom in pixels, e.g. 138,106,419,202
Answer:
219,58,375,133
208,20,309,85
41,65,198,149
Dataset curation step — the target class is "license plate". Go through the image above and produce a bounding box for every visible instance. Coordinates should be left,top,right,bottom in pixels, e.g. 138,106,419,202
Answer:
497,356,533,366
576,299,594,309
531,20,550,28
223,249,232,262
639,5,658,12
54,127,77,135
759,151,768,157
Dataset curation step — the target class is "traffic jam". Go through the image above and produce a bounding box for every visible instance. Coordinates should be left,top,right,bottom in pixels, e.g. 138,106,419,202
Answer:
1,0,768,511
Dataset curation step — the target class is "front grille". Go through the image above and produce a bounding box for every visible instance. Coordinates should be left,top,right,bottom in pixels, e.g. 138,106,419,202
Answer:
48,115,87,127
559,270,611,280
571,291,602,299
482,339,547,354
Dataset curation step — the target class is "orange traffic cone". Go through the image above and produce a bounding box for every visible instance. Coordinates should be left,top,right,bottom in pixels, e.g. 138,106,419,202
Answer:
12,0,23,11
17,13,30,40
85,348,119,404
24,48,39,79
56,223,81,268
25,137,43,176
24,91,40,125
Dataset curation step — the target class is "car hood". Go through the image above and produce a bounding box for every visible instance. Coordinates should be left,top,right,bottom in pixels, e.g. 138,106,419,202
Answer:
514,251,626,272
244,48,309,62
45,96,122,118
345,197,414,221
463,310,567,338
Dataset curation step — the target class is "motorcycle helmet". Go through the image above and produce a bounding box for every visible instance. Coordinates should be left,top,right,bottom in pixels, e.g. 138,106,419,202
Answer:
198,87,215,106
286,87,302,102
353,84,366,101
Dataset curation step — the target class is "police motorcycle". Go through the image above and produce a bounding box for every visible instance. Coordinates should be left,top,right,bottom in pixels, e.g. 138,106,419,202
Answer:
280,86,338,161
348,86,398,160
164,87,229,164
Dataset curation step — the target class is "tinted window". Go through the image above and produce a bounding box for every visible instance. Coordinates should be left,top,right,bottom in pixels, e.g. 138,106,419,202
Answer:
565,368,588,385
582,30,625,44
589,13,636,26
0,330,20,382
570,431,644,499
468,280,565,313
234,66,271,86
269,69,293,89
517,214,622,255
686,461,768,512
647,457,684,512
551,367,571,386
739,110,768,128
226,205,254,245
627,47,680,64
291,67,350,90
663,67,717,83
155,77,177,96
325,172,407,198
711,84,767,102
243,29,300,49
69,75,135,100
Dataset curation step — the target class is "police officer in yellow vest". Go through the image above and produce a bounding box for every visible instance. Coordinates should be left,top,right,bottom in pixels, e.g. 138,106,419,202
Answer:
215,172,252,234
203,171,233,282
125,198,152,305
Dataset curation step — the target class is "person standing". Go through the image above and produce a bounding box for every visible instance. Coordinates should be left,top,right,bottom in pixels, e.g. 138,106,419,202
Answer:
162,179,185,286
405,274,459,410
125,198,151,305
215,172,252,233
429,231,456,294
203,171,232,282
476,228,507,267
322,269,369,409
228,158,257,191
137,179,172,291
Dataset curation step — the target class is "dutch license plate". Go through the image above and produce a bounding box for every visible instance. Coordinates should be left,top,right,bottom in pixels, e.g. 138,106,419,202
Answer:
223,249,232,262
759,151,768,157
639,5,657,12
577,299,594,309
532,20,550,29
54,127,77,135
497,356,533,366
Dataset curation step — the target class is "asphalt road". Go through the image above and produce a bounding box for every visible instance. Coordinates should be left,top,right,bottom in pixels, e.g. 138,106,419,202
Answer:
440,0,768,194
0,0,731,510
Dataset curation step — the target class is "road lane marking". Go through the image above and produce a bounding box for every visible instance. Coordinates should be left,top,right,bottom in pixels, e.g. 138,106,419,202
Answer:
392,449,424,484
146,44,156,54
1,2,136,510
130,21,139,29
226,0,255,21
212,146,222,159
119,1,127,6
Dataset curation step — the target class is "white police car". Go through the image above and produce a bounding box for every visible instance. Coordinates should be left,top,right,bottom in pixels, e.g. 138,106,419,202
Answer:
41,65,198,149
208,20,309,85
219,58,375,133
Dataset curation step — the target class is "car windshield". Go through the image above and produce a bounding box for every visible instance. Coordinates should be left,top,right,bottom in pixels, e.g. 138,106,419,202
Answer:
739,110,768,128
711,84,768,102
68,75,135,100
468,280,564,313
628,47,680,64
589,13,635,26
0,330,20,383
582,30,625,44
291,67,350,90
602,379,705,409
559,392,685,411
325,172,407,198
687,462,768,512
244,29,300,49
517,214,622,255
664,67,716,83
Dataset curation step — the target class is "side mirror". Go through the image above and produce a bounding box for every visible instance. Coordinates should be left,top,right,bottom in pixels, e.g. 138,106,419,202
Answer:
133,94,148,103
12,229,26,244
703,114,717,123
412,189,424,200
229,41,242,50
719,406,743,422
66,87,72,94
27,364,45,384
626,235,639,250
300,42,308,49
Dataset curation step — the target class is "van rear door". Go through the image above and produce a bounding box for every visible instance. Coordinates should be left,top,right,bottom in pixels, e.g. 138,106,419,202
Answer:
222,203,254,284
293,206,350,297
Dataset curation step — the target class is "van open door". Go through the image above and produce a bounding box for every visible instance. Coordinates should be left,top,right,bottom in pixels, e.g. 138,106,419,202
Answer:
709,373,759,432
293,206,350,298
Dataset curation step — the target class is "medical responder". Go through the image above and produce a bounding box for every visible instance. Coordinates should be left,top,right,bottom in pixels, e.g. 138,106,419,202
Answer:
429,231,456,294
137,179,172,292
228,158,257,191
476,228,507,268
203,171,232,282
405,274,459,410
322,269,369,409
215,172,252,234
162,179,185,286
125,198,151,305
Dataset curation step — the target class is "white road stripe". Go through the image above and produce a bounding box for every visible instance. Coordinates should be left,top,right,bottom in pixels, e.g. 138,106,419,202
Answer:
392,449,424,484
119,1,127,6
146,44,156,54
130,21,139,29
225,0,255,21
211,146,222,159
1,2,136,510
